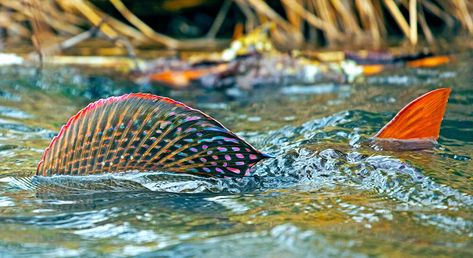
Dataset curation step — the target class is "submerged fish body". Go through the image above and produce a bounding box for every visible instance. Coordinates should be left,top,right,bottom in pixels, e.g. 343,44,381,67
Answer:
37,93,270,177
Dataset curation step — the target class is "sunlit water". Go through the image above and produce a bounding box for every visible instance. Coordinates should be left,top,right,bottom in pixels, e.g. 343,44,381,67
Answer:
0,51,472,257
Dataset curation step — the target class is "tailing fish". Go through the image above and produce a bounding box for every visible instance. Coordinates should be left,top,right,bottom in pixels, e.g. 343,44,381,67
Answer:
372,88,450,150
37,88,450,177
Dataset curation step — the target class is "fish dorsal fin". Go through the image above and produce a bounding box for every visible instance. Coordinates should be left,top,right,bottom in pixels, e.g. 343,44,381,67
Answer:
374,88,451,140
37,93,269,177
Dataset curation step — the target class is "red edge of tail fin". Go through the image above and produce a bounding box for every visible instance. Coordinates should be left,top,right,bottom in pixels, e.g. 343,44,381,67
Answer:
373,88,451,141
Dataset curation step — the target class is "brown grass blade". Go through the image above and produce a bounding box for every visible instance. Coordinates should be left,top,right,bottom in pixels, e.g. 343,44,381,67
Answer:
409,0,418,45
65,0,118,38
245,0,303,40
418,2,434,43
384,0,413,44
330,0,362,34
110,0,178,47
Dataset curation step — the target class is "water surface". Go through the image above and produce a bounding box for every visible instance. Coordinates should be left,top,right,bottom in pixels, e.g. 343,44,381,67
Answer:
0,51,472,257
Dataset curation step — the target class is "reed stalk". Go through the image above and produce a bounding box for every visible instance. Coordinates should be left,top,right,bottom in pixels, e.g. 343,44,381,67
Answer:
0,0,470,51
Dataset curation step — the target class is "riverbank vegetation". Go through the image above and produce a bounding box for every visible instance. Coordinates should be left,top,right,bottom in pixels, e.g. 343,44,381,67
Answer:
0,0,471,54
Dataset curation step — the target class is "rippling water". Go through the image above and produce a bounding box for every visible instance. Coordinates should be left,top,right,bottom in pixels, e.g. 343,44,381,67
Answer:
0,51,472,257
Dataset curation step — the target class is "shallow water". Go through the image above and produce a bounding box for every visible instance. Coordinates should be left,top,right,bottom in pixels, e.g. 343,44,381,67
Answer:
0,51,472,257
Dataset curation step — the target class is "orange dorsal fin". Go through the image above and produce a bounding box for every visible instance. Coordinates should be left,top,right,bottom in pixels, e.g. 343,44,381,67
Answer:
374,88,451,140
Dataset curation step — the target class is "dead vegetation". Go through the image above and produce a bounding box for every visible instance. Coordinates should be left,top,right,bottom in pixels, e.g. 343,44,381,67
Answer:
0,0,471,53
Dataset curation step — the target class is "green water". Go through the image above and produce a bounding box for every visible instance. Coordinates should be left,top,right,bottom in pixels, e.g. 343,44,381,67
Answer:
0,51,472,257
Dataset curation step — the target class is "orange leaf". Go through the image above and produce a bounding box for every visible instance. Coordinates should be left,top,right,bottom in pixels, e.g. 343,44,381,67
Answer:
407,56,451,68
362,64,385,76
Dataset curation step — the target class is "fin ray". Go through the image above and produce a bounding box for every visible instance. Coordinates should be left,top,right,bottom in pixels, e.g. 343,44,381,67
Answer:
374,88,451,140
37,93,269,177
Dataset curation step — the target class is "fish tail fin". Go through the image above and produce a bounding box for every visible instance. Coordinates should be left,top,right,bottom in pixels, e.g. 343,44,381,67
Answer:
374,88,451,141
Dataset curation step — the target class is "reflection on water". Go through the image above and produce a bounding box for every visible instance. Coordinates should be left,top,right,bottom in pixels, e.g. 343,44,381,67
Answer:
0,51,472,257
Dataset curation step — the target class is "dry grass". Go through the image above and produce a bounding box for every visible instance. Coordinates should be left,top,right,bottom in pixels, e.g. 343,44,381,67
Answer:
0,0,471,52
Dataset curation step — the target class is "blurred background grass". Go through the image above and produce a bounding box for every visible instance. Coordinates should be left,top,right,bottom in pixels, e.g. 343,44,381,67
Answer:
0,0,471,53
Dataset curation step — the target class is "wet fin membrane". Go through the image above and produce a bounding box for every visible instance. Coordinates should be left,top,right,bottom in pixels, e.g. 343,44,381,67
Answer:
37,93,270,177
374,88,451,141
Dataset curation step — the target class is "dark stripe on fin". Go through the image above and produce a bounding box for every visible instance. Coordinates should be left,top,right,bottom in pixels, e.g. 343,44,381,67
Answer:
37,94,270,177
374,88,451,141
